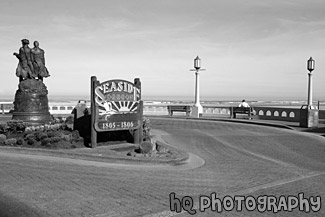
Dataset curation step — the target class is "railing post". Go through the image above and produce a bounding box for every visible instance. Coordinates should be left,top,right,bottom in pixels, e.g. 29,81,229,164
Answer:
230,106,233,118
249,107,252,120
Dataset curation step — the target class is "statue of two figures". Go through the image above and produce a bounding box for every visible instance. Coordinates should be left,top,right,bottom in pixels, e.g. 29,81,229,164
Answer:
12,39,52,123
13,39,50,82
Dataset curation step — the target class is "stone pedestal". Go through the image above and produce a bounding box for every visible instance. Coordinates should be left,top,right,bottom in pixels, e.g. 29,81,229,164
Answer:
12,79,52,124
299,105,318,128
192,104,203,118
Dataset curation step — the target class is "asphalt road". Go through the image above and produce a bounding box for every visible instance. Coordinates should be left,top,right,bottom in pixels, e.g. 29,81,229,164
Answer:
0,117,324,217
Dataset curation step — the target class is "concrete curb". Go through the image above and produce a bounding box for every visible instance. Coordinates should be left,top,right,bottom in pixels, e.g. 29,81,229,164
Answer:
0,135,190,166
148,115,296,130
200,117,296,130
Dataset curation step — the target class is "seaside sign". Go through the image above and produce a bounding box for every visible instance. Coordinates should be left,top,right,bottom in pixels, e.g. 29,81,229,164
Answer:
90,76,143,147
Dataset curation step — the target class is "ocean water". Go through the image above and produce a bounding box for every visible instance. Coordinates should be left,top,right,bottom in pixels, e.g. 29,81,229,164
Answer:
1,95,324,109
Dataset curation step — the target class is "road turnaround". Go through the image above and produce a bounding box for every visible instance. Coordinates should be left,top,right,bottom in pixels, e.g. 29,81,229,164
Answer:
0,117,324,216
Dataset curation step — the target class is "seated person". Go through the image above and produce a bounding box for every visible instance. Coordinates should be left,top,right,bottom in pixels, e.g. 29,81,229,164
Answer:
238,99,250,108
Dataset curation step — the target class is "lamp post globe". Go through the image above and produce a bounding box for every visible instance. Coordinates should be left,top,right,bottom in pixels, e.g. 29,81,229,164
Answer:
194,56,201,70
307,57,315,73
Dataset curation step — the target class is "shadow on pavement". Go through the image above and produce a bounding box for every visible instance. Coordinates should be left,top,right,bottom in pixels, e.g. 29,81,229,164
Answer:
303,127,325,137
0,192,46,217
304,126,325,132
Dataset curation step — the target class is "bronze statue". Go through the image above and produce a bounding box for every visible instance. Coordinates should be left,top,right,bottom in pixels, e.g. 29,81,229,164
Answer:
12,39,52,123
13,39,35,82
31,41,50,81
13,39,50,82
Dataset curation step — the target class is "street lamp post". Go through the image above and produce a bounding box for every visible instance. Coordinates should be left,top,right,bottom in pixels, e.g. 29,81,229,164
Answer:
190,56,205,118
299,57,318,128
307,57,315,108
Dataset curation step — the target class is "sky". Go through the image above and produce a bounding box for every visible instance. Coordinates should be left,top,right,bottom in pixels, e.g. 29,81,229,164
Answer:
1,0,325,101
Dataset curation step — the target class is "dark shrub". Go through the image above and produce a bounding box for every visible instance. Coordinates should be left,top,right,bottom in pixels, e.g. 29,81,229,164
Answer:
47,131,55,138
4,138,17,146
59,123,68,130
47,131,61,138
62,134,72,142
7,120,26,132
0,134,7,143
57,117,64,123
41,138,51,146
27,138,36,145
45,143,52,148
6,120,18,131
65,116,74,124
50,136,62,143
0,122,9,134
25,134,36,145
16,138,25,146
16,121,26,132
71,130,81,141
25,133,35,139
35,132,48,141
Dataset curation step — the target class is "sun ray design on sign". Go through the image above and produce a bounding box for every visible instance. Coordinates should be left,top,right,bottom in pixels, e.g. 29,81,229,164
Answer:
98,101,138,116
112,101,138,112
98,101,115,116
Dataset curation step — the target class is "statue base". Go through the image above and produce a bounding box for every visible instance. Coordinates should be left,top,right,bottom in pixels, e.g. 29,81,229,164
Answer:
12,111,52,123
12,79,52,124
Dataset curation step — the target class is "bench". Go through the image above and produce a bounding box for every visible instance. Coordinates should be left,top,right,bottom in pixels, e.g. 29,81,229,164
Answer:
167,105,191,117
232,107,253,119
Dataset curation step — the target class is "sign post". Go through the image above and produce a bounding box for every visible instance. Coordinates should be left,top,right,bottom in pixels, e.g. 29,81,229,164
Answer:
132,78,142,144
90,76,143,148
91,76,98,148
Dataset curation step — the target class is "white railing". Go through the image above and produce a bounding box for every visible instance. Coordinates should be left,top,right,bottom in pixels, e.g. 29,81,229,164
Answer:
0,102,14,114
49,105,75,115
143,104,325,122
2,102,324,122
202,105,232,116
0,103,76,115
252,106,301,122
